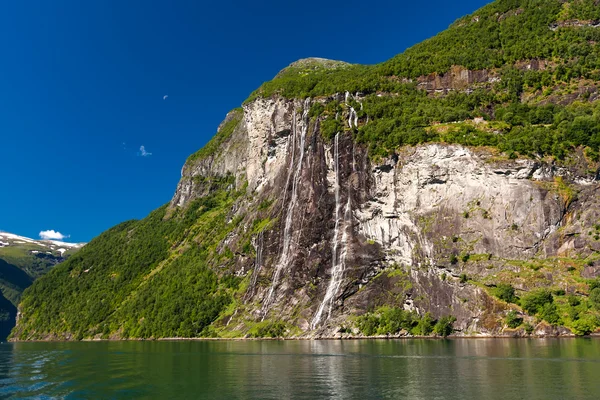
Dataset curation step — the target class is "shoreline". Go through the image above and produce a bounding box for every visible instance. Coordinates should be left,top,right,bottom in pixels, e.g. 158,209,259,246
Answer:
8,333,600,343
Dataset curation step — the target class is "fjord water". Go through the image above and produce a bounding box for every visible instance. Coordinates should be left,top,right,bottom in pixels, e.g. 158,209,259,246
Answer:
0,339,599,399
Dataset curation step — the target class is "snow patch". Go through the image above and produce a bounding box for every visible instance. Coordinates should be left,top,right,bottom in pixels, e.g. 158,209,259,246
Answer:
43,240,85,249
0,232,38,244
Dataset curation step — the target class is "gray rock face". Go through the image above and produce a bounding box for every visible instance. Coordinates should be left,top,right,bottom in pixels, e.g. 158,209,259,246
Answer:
171,96,599,337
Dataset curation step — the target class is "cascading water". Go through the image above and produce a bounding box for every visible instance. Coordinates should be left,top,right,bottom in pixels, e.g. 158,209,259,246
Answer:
345,91,360,129
348,107,358,128
311,132,354,329
261,98,311,318
245,230,264,301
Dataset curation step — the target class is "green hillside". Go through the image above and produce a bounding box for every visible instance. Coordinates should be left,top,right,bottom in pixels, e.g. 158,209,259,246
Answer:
12,177,244,339
0,233,83,340
249,0,600,159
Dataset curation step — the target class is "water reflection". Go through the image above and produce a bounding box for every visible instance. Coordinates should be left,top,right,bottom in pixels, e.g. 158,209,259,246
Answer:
0,339,598,399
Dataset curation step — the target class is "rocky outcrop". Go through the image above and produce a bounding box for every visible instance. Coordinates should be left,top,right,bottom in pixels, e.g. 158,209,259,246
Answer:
416,66,498,94
171,95,599,337
550,20,600,31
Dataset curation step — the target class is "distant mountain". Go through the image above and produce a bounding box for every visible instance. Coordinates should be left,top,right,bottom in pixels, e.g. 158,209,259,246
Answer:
0,232,84,340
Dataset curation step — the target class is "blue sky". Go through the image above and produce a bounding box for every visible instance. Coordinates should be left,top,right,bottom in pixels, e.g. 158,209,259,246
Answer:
0,0,489,242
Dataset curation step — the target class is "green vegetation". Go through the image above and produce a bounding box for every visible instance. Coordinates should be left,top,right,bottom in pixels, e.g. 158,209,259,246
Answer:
248,320,288,338
251,1,600,99
505,310,523,328
493,283,518,303
13,176,245,340
244,1,600,160
590,288,600,310
521,289,554,314
356,307,455,337
519,289,560,325
186,109,243,163
357,92,600,160
433,316,457,337
538,303,561,325
0,238,81,340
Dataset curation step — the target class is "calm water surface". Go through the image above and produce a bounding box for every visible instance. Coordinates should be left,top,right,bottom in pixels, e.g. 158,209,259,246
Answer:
0,339,599,399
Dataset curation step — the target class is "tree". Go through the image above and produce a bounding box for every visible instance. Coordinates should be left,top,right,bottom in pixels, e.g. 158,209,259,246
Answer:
494,284,518,303
521,289,553,315
434,316,457,337
505,311,523,329
590,288,600,310
539,303,560,325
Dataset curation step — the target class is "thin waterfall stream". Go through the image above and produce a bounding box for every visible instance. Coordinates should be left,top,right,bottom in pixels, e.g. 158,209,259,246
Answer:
311,132,353,329
261,98,311,318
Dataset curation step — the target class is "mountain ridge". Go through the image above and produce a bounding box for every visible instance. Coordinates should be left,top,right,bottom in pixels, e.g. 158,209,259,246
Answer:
0,232,84,340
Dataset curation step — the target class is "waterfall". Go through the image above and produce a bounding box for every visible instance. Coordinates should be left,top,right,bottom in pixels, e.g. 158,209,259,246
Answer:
348,107,358,129
245,230,264,301
311,132,353,329
261,98,311,318
345,91,359,129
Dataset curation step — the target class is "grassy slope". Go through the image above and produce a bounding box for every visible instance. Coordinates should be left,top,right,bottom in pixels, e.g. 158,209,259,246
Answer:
0,241,81,340
12,176,247,340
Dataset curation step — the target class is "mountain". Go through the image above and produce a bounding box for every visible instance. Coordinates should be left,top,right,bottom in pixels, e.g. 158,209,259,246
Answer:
0,232,84,340
11,0,600,340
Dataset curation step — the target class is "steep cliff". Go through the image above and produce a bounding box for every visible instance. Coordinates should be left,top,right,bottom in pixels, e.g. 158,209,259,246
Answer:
11,0,600,340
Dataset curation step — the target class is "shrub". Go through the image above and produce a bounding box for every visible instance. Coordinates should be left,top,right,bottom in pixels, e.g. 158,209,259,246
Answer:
459,274,468,284
539,303,561,325
320,118,342,140
378,307,418,334
249,321,287,338
412,313,435,336
567,295,581,307
521,289,553,315
357,307,441,337
433,316,456,337
590,288,600,310
357,314,380,336
309,102,325,118
523,323,535,335
494,283,518,303
338,326,352,334
571,317,597,336
505,310,523,329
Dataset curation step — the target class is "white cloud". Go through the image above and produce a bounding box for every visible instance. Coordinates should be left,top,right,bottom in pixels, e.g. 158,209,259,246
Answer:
163,95,168,100
39,230,69,241
139,145,152,157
